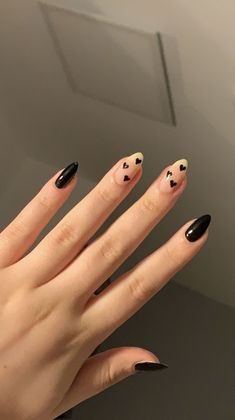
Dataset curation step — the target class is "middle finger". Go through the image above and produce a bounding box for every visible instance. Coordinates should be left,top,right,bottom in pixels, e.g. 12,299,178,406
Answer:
50,158,188,301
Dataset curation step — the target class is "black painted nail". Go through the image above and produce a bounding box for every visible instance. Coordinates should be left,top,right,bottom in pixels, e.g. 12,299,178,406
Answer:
55,162,79,189
134,361,168,372
185,214,211,242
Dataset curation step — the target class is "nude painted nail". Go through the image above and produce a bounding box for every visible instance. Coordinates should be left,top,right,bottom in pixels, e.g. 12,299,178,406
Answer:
113,152,144,185
159,159,188,193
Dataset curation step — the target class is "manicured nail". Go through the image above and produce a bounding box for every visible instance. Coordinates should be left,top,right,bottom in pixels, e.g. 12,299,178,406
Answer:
185,214,211,242
134,361,168,372
55,162,79,189
113,152,144,185
159,159,188,193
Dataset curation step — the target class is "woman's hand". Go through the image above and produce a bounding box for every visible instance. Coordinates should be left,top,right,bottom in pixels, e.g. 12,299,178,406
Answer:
0,153,211,420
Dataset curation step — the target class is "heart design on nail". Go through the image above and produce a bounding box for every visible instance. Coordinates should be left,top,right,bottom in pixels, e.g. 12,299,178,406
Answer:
170,179,177,188
123,162,129,169
167,170,173,178
180,164,186,171
124,175,131,182
135,158,142,165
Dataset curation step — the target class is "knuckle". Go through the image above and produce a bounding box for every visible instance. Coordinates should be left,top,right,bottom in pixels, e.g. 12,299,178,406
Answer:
97,185,115,204
128,273,152,304
5,218,28,238
102,360,118,388
140,193,160,214
165,243,182,269
99,238,123,263
37,192,51,212
53,220,77,247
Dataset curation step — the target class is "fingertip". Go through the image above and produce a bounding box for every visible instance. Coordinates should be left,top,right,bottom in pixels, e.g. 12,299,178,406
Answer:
129,348,161,375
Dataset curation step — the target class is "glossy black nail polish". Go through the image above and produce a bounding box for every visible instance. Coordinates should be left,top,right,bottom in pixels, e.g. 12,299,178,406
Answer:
185,214,211,242
135,362,168,372
55,162,79,189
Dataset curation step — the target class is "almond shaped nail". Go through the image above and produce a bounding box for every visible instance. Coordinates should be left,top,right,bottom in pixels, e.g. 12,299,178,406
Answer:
134,361,169,372
114,152,144,185
55,162,79,189
159,159,188,193
185,214,211,242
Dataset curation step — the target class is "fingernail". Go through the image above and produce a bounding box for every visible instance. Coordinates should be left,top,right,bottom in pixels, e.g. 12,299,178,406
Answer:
55,162,79,189
159,159,188,193
134,361,169,372
185,214,211,242
113,152,144,185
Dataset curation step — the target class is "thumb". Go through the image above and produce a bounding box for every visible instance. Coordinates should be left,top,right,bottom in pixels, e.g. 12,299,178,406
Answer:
52,347,168,418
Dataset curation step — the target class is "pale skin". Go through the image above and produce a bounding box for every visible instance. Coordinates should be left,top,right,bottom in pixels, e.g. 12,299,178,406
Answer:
0,153,209,420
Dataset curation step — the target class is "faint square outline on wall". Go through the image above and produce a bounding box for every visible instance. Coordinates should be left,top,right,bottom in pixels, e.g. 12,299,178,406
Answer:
38,1,176,125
